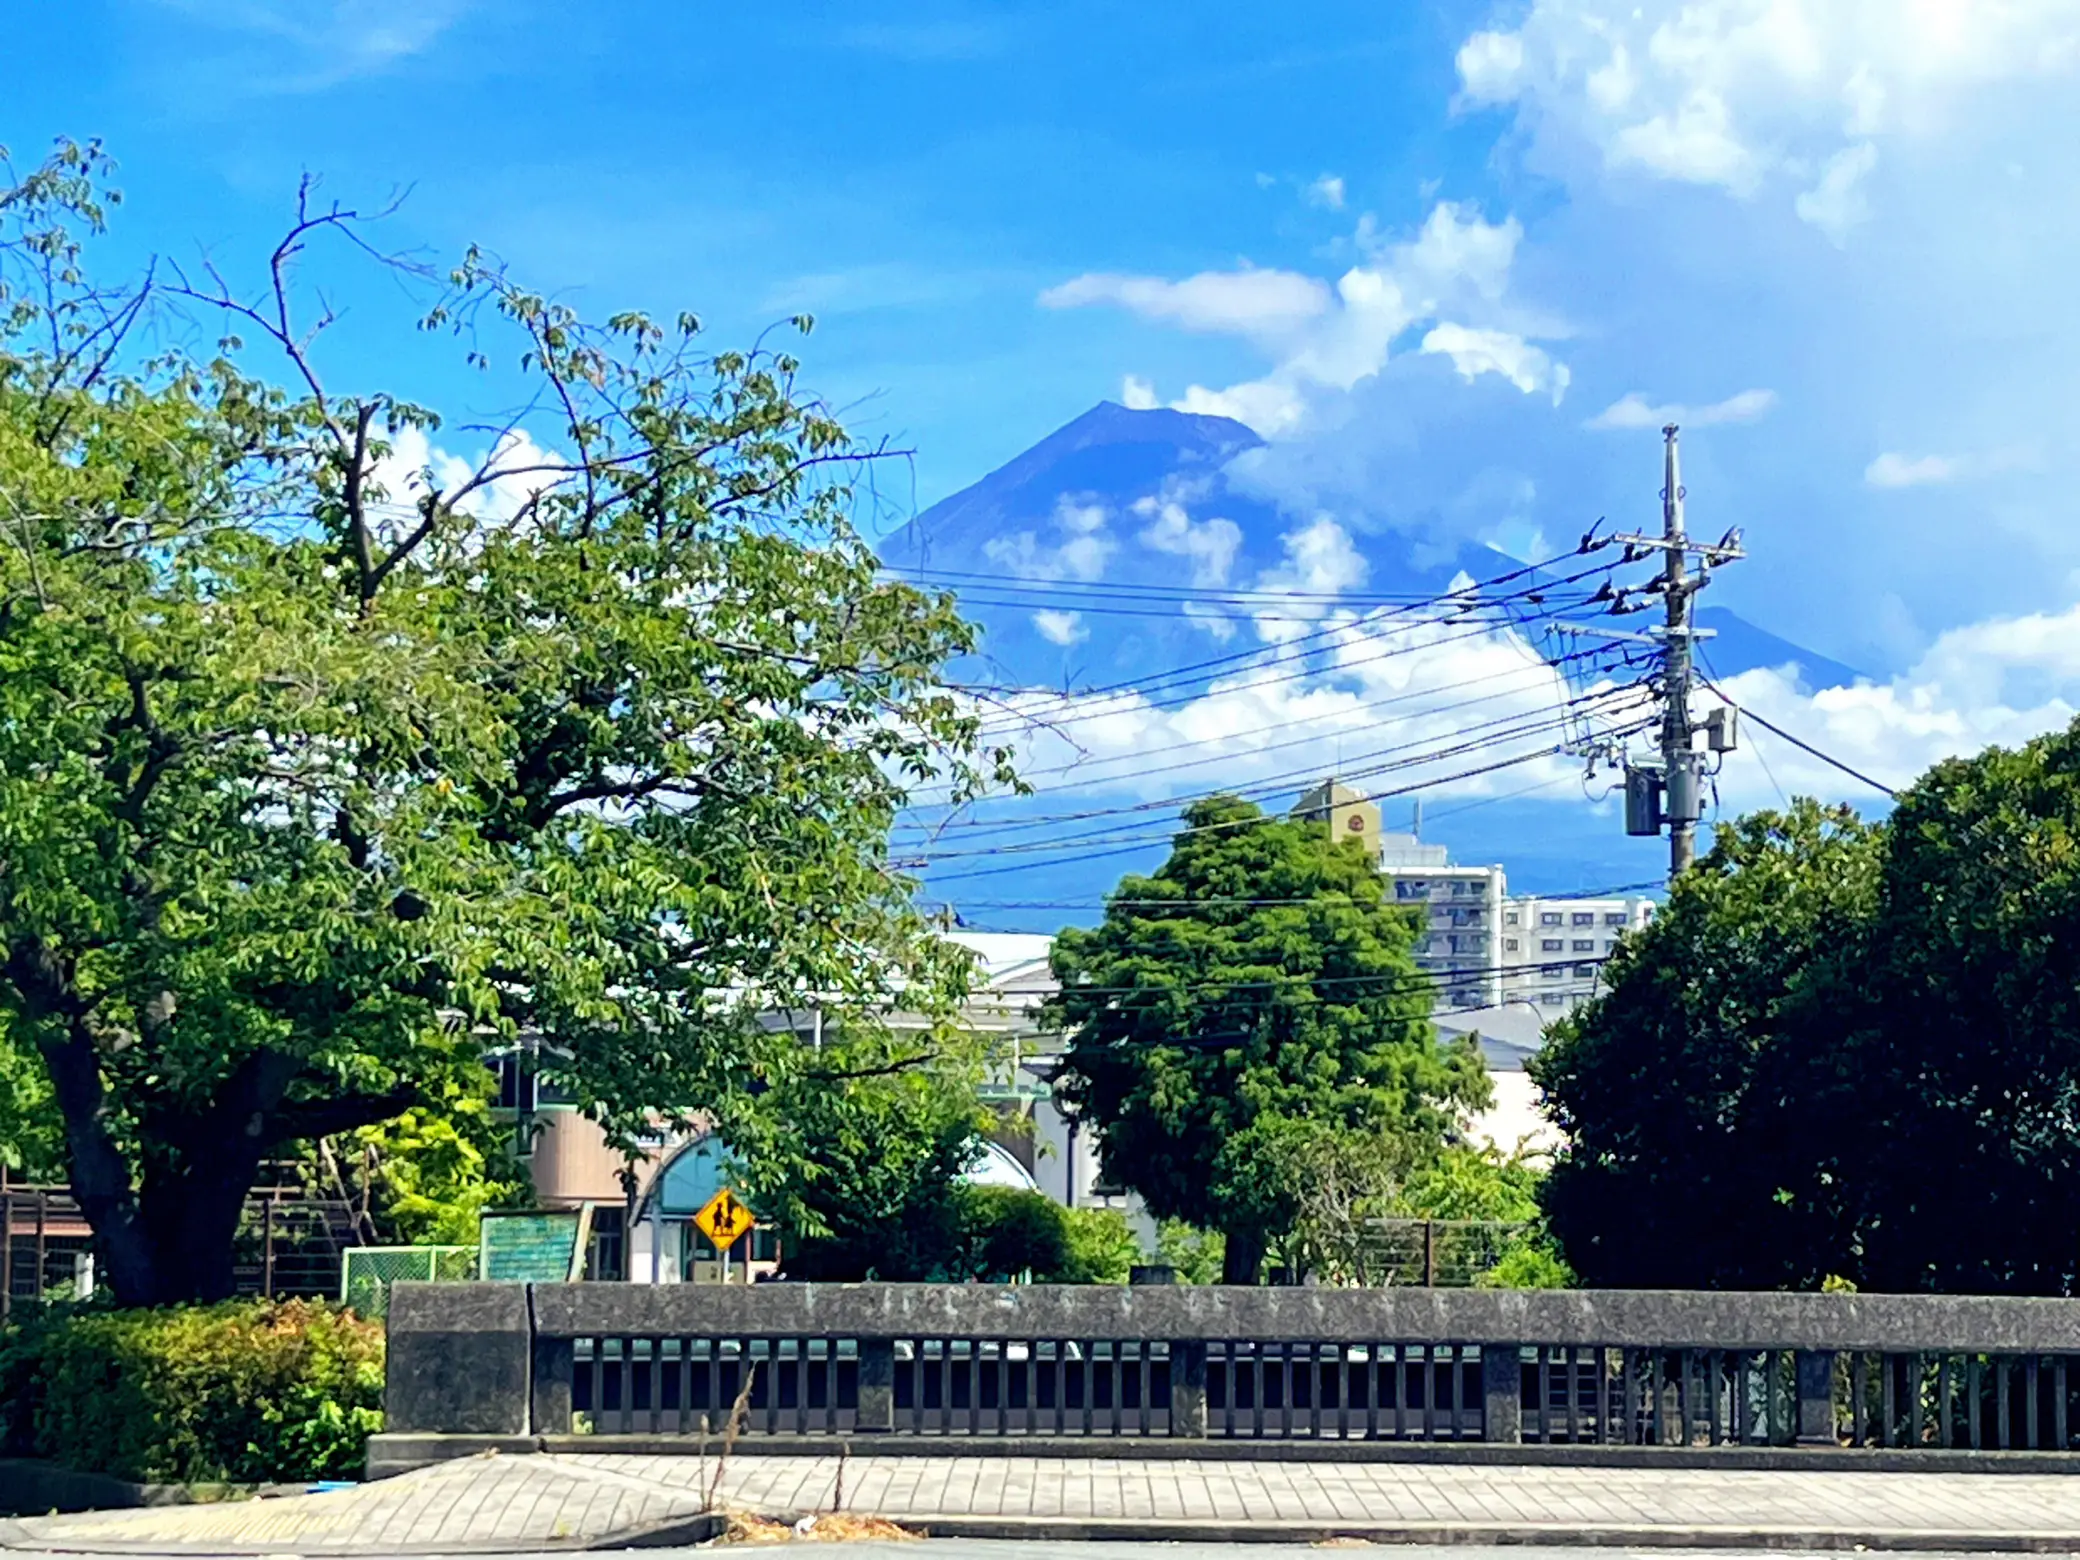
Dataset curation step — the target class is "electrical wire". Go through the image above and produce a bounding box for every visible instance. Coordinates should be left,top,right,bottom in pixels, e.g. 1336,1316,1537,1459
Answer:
921,743,1620,883
906,642,1646,806
906,692,1651,861
898,680,1652,843
1697,675,1899,799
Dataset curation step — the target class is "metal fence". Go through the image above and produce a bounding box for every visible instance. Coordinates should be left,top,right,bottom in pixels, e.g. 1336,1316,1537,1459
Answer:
1,1185,364,1310
1355,1219,1531,1287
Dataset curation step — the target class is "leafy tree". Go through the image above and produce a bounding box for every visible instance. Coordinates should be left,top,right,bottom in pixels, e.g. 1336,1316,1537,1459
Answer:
0,143,1009,1303
1534,801,1881,1289
755,1063,990,1282
1398,1143,1574,1289
1048,795,1489,1283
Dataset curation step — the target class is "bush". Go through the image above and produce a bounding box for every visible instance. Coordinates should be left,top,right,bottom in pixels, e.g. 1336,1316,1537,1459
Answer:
0,1299,384,1484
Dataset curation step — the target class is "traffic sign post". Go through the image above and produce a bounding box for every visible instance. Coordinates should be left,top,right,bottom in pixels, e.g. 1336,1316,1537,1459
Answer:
693,1188,755,1282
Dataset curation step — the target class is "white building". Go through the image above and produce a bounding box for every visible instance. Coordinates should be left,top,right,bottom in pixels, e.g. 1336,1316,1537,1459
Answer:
1500,894,1654,1014
1292,778,1654,1019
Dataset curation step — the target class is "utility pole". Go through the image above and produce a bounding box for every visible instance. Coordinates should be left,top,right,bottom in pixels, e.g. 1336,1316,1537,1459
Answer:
1660,425,1699,878
1563,424,1743,885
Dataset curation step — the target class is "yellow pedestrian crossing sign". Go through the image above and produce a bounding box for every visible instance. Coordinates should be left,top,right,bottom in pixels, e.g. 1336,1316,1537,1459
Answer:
693,1187,755,1252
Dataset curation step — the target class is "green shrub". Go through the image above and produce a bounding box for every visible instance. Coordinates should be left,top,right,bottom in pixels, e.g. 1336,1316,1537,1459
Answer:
0,1299,384,1484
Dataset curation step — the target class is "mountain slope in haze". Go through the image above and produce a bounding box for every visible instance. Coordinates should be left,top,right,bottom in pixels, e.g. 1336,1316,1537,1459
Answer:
881,402,1864,926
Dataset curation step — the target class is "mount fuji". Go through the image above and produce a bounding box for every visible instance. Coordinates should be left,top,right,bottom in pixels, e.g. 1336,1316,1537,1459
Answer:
881,403,1858,931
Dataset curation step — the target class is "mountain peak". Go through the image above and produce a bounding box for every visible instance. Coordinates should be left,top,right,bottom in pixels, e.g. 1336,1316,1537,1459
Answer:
886,402,1261,565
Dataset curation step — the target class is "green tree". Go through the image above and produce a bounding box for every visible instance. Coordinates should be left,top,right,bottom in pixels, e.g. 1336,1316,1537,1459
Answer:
0,143,1009,1303
1047,794,1488,1283
1534,801,1881,1289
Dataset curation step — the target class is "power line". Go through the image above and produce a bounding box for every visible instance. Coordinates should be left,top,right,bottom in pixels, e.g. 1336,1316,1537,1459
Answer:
926,877,1666,912
966,557,1623,736
920,743,1607,883
985,952,1617,1002
898,672,1653,838
907,694,1651,862
1697,676,1899,799
909,642,1645,805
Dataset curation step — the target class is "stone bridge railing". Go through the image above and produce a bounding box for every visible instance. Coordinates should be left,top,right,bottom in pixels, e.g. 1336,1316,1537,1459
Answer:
370,1281,2080,1471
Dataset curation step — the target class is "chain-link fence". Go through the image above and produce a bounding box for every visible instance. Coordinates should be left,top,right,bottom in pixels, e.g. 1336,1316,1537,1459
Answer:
341,1245,479,1318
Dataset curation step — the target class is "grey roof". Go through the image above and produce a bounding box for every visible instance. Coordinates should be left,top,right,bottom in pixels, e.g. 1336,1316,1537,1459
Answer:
1432,1003,1549,1072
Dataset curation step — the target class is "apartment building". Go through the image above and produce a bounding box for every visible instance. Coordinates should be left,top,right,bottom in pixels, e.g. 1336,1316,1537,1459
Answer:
1499,894,1655,1013
1293,778,1653,1016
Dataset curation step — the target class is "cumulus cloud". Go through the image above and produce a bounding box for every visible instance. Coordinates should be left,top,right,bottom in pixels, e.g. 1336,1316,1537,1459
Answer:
1132,489,1244,586
1043,201,1562,435
1587,388,1778,430
1420,323,1571,401
984,495,1118,580
1250,516,1373,642
1454,0,2080,234
367,424,566,535
1031,609,1088,646
972,612,1631,807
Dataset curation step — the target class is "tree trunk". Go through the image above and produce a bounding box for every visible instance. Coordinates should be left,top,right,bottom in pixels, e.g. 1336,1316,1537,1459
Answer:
1222,1229,1267,1285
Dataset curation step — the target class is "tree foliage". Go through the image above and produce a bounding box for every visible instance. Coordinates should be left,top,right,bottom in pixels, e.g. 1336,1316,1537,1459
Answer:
1539,741,2080,1295
0,141,1009,1302
1048,795,1489,1283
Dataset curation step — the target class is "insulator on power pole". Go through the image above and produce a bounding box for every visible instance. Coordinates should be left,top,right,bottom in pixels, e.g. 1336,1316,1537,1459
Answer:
1706,706,1738,753
1624,767,1663,836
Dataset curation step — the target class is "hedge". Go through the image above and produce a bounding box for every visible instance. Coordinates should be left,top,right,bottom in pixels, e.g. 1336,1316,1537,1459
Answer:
0,1299,384,1484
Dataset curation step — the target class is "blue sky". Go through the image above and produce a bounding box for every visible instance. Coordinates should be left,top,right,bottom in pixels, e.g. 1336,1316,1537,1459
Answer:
8,0,2080,812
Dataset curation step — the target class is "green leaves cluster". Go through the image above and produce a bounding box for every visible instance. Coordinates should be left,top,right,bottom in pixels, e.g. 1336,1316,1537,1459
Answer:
0,1300,384,1483
0,142,1009,1301
1540,732,2080,1293
1048,795,1489,1282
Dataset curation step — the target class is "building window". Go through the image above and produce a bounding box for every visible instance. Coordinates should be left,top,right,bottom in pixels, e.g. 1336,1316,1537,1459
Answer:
1542,967,1563,981
1607,939,1622,952
1540,912,1562,926
1573,939,1595,952
1541,993,1565,1006
1504,937,1520,952
1574,963,1596,978
1605,912,1628,926
1572,912,1595,927
585,1206,626,1282
1505,911,1519,927
1541,938,1563,952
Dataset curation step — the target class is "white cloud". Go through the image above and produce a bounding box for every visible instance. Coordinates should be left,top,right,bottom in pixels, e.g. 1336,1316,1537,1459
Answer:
984,495,1118,580
1420,323,1571,402
1133,491,1244,586
1865,451,1963,488
1453,1,2080,236
1181,601,1239,641
972,613,1629,806
1120,374,1160,410
1306,174,1348,210
367,424,566,535
1045,201,1562,435
1587,388,1778,430
1039,268,1331,348
1796,141,1880,244
153,0,472,90
1031,609,1088,646
1249,517,1372,642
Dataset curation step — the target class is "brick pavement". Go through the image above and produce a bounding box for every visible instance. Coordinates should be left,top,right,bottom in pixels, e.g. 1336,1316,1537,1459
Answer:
15,1451,2080,1552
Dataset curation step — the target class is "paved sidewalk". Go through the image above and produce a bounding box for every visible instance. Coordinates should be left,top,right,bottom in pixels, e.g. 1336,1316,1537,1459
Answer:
17,1452,2080,1552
